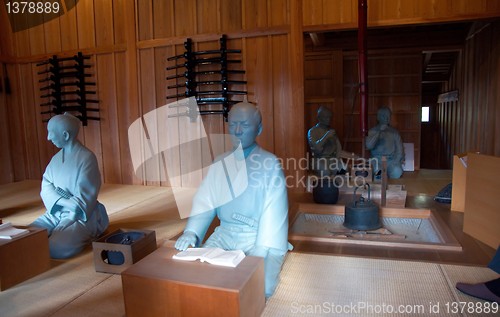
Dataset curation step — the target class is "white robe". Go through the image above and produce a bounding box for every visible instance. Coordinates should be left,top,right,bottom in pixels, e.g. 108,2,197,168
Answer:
32,143,109,259
184,145,290,297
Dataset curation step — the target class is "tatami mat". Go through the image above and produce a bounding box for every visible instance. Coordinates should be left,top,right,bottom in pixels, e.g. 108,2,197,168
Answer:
49,275,124,317
263,253,499,317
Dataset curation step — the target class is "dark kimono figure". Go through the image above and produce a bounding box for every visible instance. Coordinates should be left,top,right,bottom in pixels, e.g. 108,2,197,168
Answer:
365,107,405,179
31,113,109,259
456,247,500,303
175,102,290,298
307,106,342,178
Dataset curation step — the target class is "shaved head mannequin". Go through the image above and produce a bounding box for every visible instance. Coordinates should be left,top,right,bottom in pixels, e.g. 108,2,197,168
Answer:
48,113,81,139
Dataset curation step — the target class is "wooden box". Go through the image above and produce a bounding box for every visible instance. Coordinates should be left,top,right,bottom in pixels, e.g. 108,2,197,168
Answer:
92,228,157,274
121,247,265,317
351,164,373,183
463,153,500,249
451,152,468,212
360,184,407,208
0,227,50,291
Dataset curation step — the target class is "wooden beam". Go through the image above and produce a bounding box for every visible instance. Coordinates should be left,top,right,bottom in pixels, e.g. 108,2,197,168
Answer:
297,203,431,218
136,26,290,50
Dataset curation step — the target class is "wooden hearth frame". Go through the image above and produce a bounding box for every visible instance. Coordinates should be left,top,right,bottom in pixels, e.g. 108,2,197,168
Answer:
289,203,462,252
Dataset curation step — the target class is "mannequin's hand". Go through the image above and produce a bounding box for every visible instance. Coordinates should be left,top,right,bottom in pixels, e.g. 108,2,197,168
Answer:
175,231,198,251
55,212,77,231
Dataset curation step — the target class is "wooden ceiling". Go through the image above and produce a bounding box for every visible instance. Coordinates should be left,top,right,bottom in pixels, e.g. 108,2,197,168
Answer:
305,21,474,96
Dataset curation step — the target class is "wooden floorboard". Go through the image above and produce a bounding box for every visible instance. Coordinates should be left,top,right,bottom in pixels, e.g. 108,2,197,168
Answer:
0,169,496,267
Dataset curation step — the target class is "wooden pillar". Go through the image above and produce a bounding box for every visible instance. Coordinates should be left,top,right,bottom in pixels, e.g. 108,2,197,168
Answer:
358,0,368,157
124,0,142,185
289,0,306,192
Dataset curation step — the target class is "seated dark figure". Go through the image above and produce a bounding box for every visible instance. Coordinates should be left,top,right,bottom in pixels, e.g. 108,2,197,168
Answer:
31,113,109,259
365,107,405,179
307,106,342,178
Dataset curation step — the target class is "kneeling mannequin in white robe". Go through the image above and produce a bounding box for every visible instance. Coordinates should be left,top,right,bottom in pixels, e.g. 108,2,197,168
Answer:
175,102,291,298
31,113,109,259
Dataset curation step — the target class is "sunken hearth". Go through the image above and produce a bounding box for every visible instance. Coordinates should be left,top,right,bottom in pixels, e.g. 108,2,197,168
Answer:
290,203,462,252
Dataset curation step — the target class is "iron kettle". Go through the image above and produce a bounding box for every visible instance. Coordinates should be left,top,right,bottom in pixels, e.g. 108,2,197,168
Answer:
344,183,382,230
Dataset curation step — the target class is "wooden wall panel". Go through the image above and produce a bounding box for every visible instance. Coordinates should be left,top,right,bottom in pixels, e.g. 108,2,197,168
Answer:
1,0,137,185
437,21,500,168
220,0,242,31
304,51,343,144
303,0,500,30
139,48,160,186
18,64,41,180
138,0,153,41
76,0,96,49
196,0,219,34
269,0,289,26
60,0,79,51
323,0,355,26
154,46,174,186
307,50,421,168
118,0,141,184
97,53,122,184
245,36,274,152
493,35,500,157
94,0,115,47
153,0,174,39
28,23,46,56
113,0,129,44
271,35,290,160
1,0,500,186
83,118,104,179
31,64,54,175
114,51,139,185
288,0,306,186
13,14,31,57
0,64,13,183
43,15,62,54
302,0,324,27
0,4,14,57
174,0,197,37
80,57,104,181
243,0,268,29
5,64,27,181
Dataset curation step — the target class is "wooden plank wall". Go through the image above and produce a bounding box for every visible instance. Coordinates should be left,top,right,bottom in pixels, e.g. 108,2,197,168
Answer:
305,49,421,169
134,0,301,188
303,0,500,31
0,0,135,186
437,21,500,168
0,0,305,189
1,0,500,186
304,51,343,154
